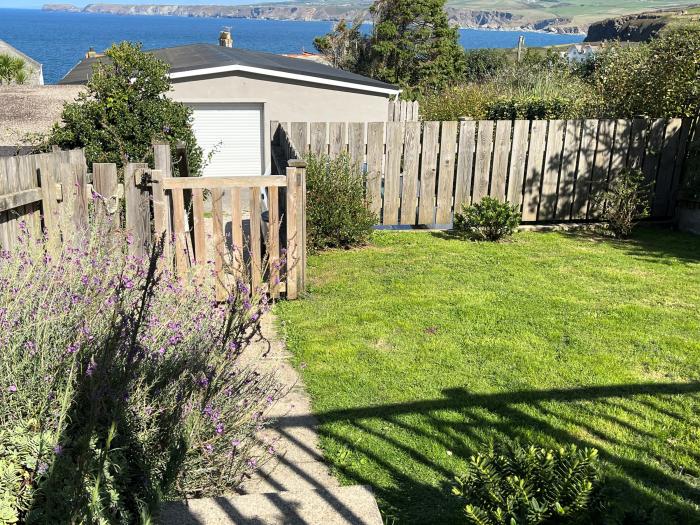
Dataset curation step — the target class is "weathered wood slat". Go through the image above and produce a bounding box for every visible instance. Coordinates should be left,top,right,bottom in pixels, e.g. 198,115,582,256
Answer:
163,175,287,189
522,120,548,222
0,188,42,214
348,122,365,167
668,118,693,213
571,119,599,220
310,122,328,156
472,120,494,203
329,122,347,158
365,122,385,217
211,187,226,300
653,118,683,217
192,188,206,264
124,162,149,256
643,118,667,213
627,118,648,170
507,120,530,209
555,120,581,220
588,119,615,219
418,121,440,224
291,122,309,156
37,153,61,249
436,121,458,224
285,166,299,300
490,120,512,201
268,186,280,299
249,186,262,292
171,188,189,276
400,121,421,225
69,150,89,233
229,188,244,278
383,122,404,225
539,119,565,221
454,120,476,208
609,119,632,180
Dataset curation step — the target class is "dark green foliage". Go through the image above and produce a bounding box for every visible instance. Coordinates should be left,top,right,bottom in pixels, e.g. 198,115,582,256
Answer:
43,42,202,175
486,95,588,121
454,197,521,241
313,18,370,73
0,54,28,85
453,442,601,525
305,153,377,252
600,168,650,238
370,0,465,91
590,28,700,118
463,49,509,83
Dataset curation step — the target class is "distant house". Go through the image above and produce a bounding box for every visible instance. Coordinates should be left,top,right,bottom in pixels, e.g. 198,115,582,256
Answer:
563,43,600,63
59,32,400,178
0,85,83,156
0,40,45,86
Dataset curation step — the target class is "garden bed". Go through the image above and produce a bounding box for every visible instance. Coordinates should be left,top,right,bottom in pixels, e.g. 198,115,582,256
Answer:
276,228,700,524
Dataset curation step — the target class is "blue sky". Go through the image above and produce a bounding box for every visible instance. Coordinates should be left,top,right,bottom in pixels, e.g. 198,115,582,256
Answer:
0,1,268,7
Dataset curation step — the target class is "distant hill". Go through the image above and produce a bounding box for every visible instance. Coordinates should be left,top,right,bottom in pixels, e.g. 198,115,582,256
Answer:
42,1,700,34
585,6,700,42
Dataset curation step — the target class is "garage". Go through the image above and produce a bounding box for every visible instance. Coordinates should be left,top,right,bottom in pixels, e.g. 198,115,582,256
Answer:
189,102,264,178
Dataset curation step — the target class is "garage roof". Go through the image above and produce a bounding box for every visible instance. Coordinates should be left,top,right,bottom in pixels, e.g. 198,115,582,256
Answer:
59,43,400,95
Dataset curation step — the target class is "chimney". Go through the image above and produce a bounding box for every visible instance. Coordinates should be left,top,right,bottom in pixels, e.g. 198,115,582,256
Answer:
86,47,98,59
219,29,233,48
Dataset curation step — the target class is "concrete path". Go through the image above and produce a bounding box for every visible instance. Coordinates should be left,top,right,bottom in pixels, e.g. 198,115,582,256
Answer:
160,314,383,525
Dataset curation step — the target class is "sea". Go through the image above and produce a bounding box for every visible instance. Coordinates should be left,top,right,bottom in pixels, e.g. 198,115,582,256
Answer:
0,8,584,85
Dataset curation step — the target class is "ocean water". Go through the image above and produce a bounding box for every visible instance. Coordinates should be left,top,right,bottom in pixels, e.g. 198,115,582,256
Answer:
0,8,583,84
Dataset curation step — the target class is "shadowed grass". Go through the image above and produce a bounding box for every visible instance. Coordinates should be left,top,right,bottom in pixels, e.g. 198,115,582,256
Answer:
276,228,700,524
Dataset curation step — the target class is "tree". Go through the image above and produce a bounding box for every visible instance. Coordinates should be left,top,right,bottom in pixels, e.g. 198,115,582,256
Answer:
463,49,508,83
45,42,203,174
313,18,370,72
0,54,28,85
369,0,465,91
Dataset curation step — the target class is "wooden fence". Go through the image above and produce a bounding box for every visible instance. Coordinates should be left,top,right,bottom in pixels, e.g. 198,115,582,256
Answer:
273,118,695,226
388,100,420,122
0,145,306,300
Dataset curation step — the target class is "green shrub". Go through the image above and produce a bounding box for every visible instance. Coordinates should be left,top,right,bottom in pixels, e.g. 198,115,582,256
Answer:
600,168,650,238
453,442,601,525
463,49,509,83
419,84,491,121
0,218,277,524
454,197,521,241
0,54,28,85
305,153,377,252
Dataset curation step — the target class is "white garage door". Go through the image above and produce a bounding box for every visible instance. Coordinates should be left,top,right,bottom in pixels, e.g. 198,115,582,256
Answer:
190,103,263,177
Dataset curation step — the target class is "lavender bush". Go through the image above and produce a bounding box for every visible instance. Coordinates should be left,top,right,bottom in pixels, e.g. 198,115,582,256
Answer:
0,219,280,524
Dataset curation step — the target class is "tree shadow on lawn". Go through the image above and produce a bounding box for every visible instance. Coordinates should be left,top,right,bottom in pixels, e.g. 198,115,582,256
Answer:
275,382,700,524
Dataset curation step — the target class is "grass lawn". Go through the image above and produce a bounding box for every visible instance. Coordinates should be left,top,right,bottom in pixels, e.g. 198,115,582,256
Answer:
275,228,700,524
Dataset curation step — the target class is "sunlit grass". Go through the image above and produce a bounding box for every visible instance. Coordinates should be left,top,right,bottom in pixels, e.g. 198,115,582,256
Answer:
276,228,700,524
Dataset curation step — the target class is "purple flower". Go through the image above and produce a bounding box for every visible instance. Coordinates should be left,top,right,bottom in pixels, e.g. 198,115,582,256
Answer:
53,444,63,455
247,458,257,468
86,361,96,377
37,462,49,475
216,423,224,435
231,439,241,447
8,385,17,393
204,444,213,454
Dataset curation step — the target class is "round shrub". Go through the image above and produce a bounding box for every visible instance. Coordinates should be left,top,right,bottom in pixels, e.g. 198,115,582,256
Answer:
599,168,650,238
305,153,377,252
0,220,278,524
454,197,521,241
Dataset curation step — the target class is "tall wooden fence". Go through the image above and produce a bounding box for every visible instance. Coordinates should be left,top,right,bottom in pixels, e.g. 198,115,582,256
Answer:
0,145,306,299
274,118,695,226
388,100,420,122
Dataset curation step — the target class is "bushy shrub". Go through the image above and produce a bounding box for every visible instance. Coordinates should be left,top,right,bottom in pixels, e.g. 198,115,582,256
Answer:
463,49,509,83
600,168,650,238
454,197,521,241
0,218,278,524
453,442,601,525
419,84,491,121
305,153,377,252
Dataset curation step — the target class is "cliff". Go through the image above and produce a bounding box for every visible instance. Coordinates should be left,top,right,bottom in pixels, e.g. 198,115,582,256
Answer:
584,7,700,42
41,3,582,33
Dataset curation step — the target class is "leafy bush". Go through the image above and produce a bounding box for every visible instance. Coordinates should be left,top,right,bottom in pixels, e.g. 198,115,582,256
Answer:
419,84,491,121
590,28,700,118
43,42,203,175
305,153,377,252
0,218,278,524
0,54,29,85
453,442,601,525
463,49,509,83
600,168,650,238
454,197,521,241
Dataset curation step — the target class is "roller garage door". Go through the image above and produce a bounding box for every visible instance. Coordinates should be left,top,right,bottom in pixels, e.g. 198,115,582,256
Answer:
189,103,263,177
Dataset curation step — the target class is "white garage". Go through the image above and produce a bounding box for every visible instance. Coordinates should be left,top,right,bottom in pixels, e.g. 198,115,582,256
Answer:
189,103,264,178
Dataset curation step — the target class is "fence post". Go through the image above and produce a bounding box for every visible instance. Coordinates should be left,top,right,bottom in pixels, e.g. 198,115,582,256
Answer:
124,162,151,258
92,163,119,232
152,143,173,266
37,153,61,252
287,159,306,296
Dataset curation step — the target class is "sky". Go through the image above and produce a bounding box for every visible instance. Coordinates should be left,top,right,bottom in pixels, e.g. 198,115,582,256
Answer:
0,1,267,7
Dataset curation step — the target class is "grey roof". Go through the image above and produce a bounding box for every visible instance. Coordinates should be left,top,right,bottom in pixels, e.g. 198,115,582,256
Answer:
59,43,398,92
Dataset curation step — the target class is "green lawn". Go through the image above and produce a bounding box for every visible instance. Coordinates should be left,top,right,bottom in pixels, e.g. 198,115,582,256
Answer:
275,228,700,524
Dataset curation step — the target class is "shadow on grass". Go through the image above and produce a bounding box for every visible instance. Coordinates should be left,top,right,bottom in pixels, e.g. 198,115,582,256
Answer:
274,382,700,524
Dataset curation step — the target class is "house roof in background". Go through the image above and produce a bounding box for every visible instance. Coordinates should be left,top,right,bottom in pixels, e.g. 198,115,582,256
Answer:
0,85,84,146
59,43,400,95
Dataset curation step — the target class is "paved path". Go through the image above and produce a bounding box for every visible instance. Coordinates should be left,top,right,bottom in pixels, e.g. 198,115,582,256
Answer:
160,314,383,525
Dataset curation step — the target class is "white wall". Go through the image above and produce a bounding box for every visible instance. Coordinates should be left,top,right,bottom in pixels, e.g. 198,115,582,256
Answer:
170,71,392,173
